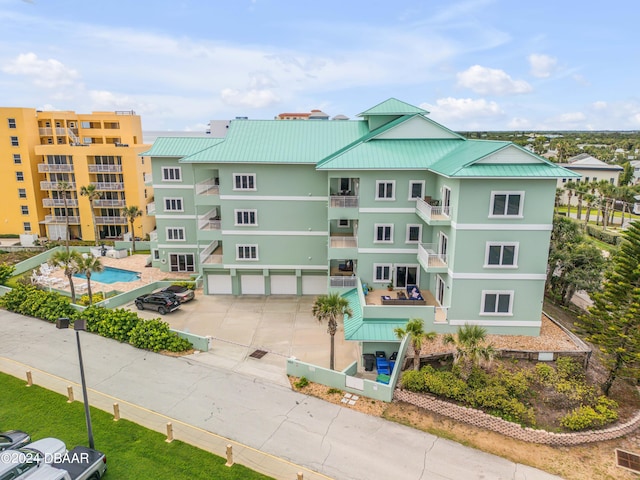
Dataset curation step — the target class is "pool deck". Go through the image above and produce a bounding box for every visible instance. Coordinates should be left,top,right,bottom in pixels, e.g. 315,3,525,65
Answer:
44,254,194,294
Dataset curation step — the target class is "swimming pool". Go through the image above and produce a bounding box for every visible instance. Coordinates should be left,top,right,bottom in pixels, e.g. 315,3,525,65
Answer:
74,266,141,284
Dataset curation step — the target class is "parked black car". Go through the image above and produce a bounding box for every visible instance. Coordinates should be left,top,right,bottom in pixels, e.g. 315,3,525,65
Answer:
160,285,195,303
135,293,180,314
0,430,30,451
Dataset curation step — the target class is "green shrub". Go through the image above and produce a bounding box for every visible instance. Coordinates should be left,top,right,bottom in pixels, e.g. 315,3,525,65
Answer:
421,366,468,401
77,292,105,306
172,281,196,290
0,284,76,322
327,388,342,395
128,319,192,352
294,377,309,389
535,363,555,383
585,225,622,245
401,370,427,392
80,306,140,342
0,263,15,285
560,396,619,431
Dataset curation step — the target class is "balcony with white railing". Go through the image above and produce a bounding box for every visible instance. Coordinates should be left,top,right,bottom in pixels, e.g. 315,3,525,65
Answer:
88,164,123,173
146,202,156,215
144,173,153,184
149,230,158,242
200,241,223,265
37,163,74,173
90,182,124,191
40,181,76,190
329,195,359,208
39,127,67,136
44,215,80,224
330,276,358,288
93,199,126,207
415,197,452,225
43,198,78,207
95,216,127,225
196,178,220,195
417,243,448,272
329,235,358,248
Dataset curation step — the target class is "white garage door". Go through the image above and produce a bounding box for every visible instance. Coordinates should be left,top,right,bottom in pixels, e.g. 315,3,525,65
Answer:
302,275,327,295
270,275,297,295
241,275,265,295
207,274,232,295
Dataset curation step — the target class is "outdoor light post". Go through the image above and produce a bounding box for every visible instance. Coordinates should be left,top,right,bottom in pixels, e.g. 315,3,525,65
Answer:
56,318,95,449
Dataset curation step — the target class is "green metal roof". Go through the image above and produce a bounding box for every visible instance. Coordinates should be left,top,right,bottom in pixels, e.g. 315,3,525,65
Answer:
454,163,582,178
342,289,407,342
358,98,428,116
181,119,368,164
140,137,224,157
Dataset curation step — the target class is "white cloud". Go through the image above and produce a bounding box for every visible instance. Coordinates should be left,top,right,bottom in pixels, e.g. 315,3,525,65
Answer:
422,97,504,125
507,117,531,129
220,88,280,108
528,54,557,78
456,65,532,95
558,112,586,122
2,52,79,88
592,101,607,110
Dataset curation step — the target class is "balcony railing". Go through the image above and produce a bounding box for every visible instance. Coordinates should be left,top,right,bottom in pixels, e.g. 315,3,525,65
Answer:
198,208,221,230
330,195,359,208
95,216,127,225
149,230,158,242
201,254,223,264
90,182,124,191
330,236,358,248
40,181,76,190
93,199,126,207
44,215,80,224
146,202,156,215
43,198,78,207
39,127,67,136
330,276,358,288
418,243,448,269
416,197,452,222
88,164,122,173
196,178,219,195
37,164,74,173
143,173,153,184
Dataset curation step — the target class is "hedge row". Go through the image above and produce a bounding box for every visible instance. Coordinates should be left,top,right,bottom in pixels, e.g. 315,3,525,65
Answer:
0,285,192,353
585,224,622,245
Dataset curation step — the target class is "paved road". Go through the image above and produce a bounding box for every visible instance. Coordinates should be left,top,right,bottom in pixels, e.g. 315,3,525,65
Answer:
0,312,563,480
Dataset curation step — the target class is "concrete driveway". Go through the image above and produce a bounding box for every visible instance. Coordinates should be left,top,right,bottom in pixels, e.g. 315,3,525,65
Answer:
128,293,360,386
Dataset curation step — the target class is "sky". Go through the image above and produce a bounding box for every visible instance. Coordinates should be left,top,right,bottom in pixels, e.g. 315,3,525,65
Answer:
1,0,639,132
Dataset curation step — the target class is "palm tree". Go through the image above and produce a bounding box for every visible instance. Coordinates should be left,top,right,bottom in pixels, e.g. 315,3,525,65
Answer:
121,206,142,253
49,250,82,304
394,318,436,371
80,184,102,246
564,180,576,213
311,292,353,370
575,183,589,220
443,324,498,378
75,255,104,305
583,193,596,226
56,180,74,254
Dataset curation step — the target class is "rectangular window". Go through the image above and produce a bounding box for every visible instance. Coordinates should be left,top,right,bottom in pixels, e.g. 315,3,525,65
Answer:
562,178,567,183
23,222,31,232
337,219,350,228
235,209,257,225
374,264,392,282
16,172,24,182
236,244,258,260
170,253,195,272
164,198,183,211
485,243,518,267
162,167,181,182
8,118,16,129
490,192,523,217
153,249,160,260
10,136,18,147
610,178,615,184
18,188,26,198
13,154,21,164
376,180,395,200
406,224,422,244
481,291,513,315
20,205,28,215
166,227,185,241
374,224,393,243
409,180,424,200
233,173,256,191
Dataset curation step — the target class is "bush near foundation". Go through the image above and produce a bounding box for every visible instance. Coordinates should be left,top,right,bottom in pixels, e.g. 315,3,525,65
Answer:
0,284,76,321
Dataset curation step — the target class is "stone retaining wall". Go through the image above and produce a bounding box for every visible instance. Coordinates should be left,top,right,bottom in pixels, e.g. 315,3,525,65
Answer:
394,389,640,446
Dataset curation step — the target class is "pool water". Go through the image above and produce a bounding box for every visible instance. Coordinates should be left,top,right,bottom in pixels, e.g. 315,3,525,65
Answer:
74,266,141,284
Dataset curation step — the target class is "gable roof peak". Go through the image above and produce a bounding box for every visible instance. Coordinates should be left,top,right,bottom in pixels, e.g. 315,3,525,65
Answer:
358,98,428,117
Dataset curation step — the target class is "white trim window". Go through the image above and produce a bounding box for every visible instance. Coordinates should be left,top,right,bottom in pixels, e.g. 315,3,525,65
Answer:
337,219,350,228
375,180,395,200
408,180,425,200
23,222,31,232
20,205,28,215
481,290,514,315
373,264,392,282
153,249,160,260
485,242,518,268
162,167,181,182
10,136,19,147
233,173,256,191
13,154,21,164
374,224,393,243
490,191,524,217
166,227,185,241
8,118,16,129
18,188,26,198
170,253,195,272
15,172,24,182
236,244,258,260
235,209,257,226
406,224,422,244
164,197,183,212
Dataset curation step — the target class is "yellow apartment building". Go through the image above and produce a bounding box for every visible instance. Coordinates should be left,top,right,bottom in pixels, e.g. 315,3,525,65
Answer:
0,108,154,242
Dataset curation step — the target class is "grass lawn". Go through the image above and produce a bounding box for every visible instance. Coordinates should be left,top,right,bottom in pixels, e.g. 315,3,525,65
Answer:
0,372,273,480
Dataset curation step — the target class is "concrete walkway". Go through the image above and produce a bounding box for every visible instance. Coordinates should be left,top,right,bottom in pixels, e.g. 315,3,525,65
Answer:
0,312,563,480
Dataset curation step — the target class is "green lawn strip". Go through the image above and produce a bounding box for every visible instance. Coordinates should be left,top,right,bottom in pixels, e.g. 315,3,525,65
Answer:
0,372,273,480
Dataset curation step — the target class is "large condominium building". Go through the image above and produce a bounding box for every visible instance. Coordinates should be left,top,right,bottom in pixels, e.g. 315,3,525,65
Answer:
0,108,153,241
144,98,578,338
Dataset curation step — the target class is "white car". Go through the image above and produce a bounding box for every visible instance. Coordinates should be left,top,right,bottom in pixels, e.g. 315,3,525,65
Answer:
0,437,66,479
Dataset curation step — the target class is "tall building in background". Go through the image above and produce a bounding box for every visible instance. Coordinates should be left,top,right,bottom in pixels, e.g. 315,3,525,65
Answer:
0,108,154,241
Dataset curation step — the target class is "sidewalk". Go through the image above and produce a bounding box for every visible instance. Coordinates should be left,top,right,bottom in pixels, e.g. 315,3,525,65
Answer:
0,312,564,480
